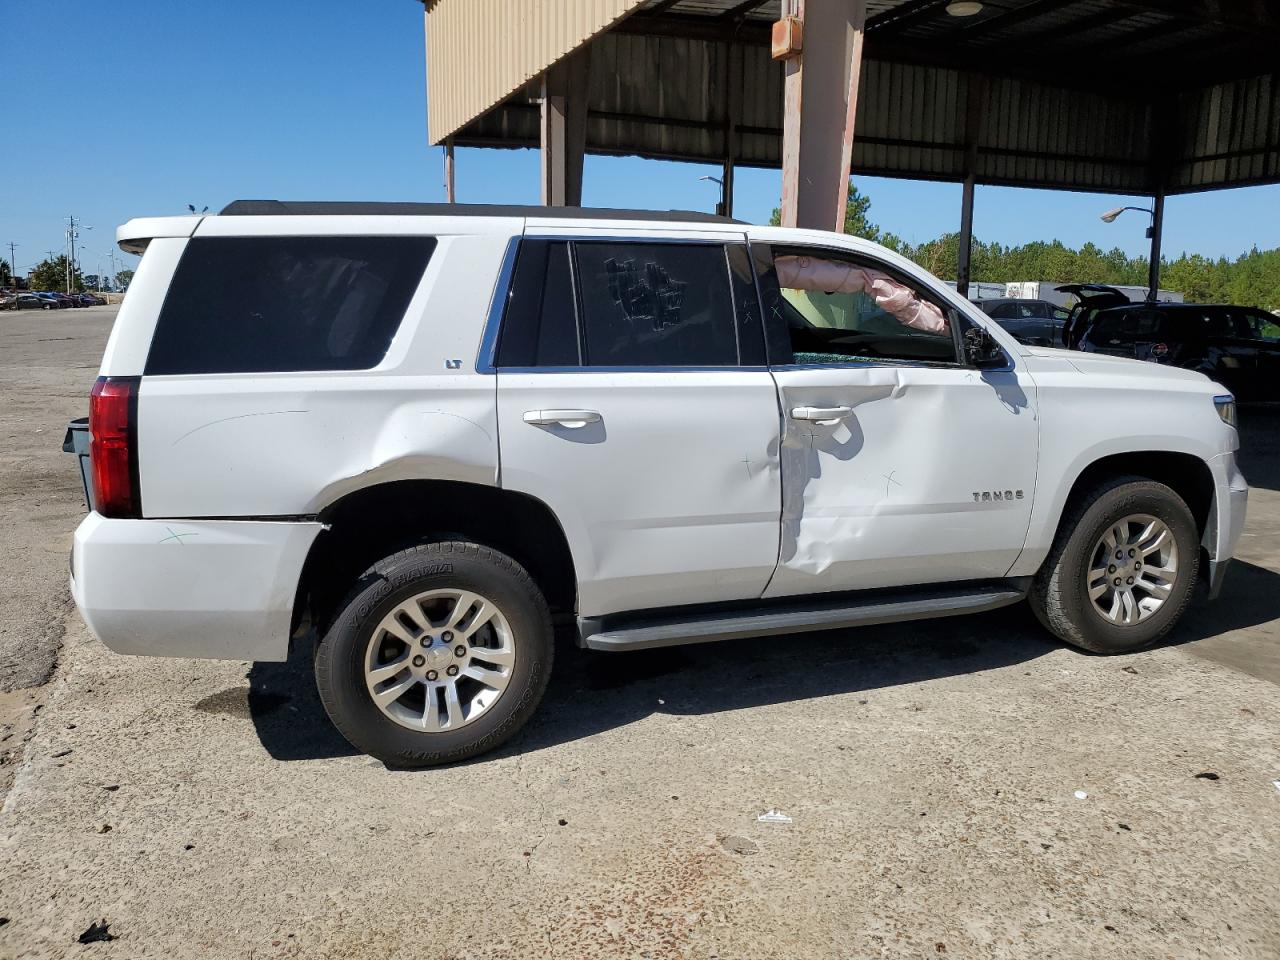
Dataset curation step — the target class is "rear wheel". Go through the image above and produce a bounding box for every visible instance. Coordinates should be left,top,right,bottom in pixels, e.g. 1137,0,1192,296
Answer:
1030,476,1199,654
315,541,553,767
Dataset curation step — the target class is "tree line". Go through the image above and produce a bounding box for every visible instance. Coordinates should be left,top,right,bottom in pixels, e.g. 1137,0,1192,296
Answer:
23,255,133,294
774,187,1280,311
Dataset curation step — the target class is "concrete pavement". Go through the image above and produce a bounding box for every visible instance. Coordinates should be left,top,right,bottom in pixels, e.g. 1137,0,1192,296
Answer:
1,306,1277,959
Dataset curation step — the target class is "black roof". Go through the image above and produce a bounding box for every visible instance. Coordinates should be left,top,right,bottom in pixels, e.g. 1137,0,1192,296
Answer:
1101,302,1234,312
973,297,1054,306
219,200,741,224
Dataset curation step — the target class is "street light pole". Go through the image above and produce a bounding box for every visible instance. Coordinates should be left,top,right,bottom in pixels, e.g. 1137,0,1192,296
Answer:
1099,203,1163,302
698,175,726,217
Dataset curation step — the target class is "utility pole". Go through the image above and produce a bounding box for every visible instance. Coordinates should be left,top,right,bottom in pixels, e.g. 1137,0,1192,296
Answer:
4,241,15,299
106,245,118,293
68,216,78,294
65,215,91,294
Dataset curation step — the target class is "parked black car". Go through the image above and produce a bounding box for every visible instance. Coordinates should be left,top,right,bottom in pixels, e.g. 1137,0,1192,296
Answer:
1075,301,1280,401
1058,284,1133,349
974,298,1067,346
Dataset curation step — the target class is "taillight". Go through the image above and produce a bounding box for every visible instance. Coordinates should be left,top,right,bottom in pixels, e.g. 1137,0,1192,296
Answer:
89,376,141,518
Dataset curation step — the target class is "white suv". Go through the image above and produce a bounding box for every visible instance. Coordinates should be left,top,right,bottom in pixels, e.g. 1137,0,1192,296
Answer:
70,201,1248,766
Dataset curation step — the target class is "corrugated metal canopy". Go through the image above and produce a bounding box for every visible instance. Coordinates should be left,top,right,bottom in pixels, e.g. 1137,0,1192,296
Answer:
427,0,1280,195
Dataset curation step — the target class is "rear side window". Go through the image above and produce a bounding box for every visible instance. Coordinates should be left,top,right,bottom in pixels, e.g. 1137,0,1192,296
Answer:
146,236,435,375
574,242,739,366
1092,309,1167,341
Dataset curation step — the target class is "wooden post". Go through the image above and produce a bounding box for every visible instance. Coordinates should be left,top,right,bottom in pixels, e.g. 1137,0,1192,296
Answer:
779,0,868,231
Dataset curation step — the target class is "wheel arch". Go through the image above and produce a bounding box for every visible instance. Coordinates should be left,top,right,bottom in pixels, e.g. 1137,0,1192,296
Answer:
1060,451,1215,540
292,479,578,638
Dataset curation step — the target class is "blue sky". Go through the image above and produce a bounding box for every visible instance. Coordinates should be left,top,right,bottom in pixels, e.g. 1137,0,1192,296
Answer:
4,0,1278,280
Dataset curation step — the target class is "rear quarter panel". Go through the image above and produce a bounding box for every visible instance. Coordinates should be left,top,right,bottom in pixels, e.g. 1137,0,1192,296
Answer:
134,221,515,518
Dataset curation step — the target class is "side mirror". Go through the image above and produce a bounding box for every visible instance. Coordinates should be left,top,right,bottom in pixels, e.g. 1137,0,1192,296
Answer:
963,326,1006,368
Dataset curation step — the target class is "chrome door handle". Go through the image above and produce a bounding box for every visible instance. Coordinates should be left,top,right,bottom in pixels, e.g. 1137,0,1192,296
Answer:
790,405,852,425
523,409,602,428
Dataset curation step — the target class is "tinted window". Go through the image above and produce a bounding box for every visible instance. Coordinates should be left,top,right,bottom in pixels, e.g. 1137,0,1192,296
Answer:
1091,309,1168,341
574,242,739,366
495,241,579,367
1240,309,1280,340
147,236,434,375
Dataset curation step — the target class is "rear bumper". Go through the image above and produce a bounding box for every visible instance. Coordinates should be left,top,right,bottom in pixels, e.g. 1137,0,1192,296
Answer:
71,512,324,662
1204,450,1248,599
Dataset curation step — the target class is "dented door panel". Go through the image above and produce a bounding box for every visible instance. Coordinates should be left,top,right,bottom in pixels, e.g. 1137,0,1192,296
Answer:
764,363,1038,598
497,370,782,617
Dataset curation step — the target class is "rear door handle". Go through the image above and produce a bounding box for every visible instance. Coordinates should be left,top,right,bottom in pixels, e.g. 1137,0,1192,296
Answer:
523,409,602,428
790,405,852,425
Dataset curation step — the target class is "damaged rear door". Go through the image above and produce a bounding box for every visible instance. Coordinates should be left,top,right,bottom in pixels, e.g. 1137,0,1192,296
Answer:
494,229,782,618
752,241,1038,598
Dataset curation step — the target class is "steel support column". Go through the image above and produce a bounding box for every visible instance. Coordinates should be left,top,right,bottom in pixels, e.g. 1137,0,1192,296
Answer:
541,48,590,207
955,77,984,298
779,0,868,231
956,175,975,297
720,39,740,218
1147,192,1164,301
444,137,456,203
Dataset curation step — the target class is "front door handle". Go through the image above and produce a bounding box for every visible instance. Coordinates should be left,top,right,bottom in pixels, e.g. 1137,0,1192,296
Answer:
790,405,852,425
523,409,602,428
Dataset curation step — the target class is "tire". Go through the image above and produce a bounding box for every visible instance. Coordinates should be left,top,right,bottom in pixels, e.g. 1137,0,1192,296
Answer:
315,540,553,767
1030,476,1199,654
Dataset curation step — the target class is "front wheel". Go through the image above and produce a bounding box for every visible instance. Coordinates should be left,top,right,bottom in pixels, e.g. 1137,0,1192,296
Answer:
1030,476,1199,654
315,541,553,767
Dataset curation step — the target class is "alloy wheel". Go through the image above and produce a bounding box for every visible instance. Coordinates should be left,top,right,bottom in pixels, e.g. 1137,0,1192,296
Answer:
363,589,516,732
1086,514,1179,626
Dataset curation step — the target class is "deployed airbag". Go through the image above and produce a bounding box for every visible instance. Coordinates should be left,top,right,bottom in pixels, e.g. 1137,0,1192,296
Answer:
775,255,948,334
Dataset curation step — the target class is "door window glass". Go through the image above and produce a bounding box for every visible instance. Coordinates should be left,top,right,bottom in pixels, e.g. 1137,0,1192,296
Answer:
574,242,739,366
769,251,956,364
1238,309,1280,341
496,241,579,367
1092,309,1167,341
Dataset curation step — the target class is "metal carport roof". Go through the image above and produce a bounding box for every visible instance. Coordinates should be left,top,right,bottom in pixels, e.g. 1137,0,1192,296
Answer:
425,0,1280,196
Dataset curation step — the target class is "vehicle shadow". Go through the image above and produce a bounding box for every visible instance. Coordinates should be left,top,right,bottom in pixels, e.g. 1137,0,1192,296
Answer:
243,566,1280,764
505,603,1057,759
246,641,360,761
1238,404,1280,493
1165,558,1280,644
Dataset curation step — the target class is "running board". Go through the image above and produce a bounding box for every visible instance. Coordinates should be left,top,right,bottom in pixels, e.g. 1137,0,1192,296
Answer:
581,582,1028,652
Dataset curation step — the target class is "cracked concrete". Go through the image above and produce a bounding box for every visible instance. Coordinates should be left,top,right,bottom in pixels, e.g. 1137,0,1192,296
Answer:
1,307,1278,959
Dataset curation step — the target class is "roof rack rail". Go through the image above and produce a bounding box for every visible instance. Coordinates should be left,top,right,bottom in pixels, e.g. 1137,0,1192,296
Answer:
218,200,742,224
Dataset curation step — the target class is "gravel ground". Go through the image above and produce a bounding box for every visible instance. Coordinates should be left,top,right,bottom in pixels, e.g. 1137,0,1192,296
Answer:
1,306,1278,959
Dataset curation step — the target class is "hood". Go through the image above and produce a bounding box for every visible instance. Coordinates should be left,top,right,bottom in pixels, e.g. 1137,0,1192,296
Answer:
1027,346,1213,385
